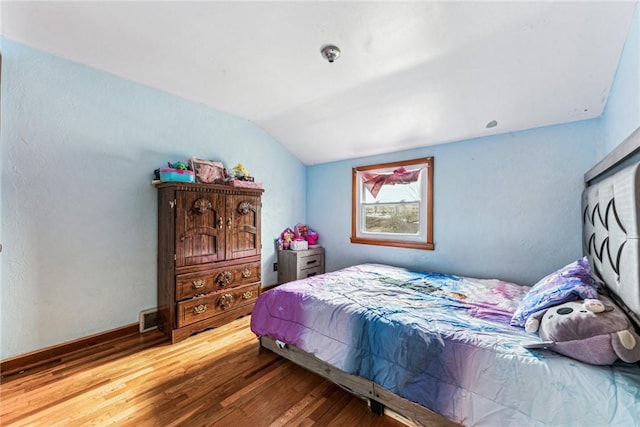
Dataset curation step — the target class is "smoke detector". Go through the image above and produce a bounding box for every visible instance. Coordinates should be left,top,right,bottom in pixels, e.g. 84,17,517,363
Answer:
321,45,341,63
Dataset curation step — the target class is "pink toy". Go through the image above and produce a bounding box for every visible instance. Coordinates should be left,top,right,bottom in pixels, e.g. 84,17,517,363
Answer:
306,229,319,245
280,228,295,249
293,223,320,246
294,223,308,238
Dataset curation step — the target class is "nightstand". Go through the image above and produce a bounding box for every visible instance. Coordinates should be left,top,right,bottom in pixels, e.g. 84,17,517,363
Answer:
277,247,325,284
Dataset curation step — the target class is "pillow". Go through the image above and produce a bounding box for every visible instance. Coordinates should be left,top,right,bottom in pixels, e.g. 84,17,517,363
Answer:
510,257,599,327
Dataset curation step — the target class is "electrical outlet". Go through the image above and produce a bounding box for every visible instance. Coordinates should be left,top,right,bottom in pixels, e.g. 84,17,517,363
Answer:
273,262,278,271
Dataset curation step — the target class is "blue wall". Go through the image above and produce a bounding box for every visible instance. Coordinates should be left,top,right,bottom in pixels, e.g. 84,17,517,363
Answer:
307,4,639,287
307,121,598,286
1,5,638,359
0,39,306,358
600,4,639,158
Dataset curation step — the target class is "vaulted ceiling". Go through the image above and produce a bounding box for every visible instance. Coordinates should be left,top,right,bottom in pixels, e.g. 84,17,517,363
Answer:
1,1,637,164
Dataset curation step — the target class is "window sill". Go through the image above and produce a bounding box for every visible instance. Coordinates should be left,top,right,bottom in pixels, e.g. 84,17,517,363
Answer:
350,236,434,251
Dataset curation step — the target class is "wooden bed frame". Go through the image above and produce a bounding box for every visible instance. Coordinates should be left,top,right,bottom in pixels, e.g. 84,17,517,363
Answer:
258,127,640,427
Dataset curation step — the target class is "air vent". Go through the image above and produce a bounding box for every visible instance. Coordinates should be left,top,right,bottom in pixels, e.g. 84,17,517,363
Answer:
139,308,158,333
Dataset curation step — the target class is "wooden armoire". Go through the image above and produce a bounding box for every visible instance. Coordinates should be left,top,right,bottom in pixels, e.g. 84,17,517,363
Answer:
157,182,263,343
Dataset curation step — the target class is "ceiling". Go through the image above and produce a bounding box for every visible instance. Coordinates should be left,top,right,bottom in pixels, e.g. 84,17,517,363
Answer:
1,1,637,165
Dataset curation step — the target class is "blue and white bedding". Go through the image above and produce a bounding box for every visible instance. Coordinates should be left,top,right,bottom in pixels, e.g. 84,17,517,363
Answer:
250,263,640,426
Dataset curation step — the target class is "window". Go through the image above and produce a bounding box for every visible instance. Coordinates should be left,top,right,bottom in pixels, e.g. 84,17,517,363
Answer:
351,157,433,250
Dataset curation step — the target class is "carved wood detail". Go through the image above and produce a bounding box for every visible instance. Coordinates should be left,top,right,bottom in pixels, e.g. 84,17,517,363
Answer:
217,293,235,310
216,271,234,287
192,198,212,214
237,201,255,215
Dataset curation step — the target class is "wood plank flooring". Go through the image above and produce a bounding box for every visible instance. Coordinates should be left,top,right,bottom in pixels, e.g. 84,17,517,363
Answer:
0,316,408,426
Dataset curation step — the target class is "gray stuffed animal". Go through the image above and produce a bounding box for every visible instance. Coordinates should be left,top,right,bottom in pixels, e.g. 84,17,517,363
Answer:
522,295,640,365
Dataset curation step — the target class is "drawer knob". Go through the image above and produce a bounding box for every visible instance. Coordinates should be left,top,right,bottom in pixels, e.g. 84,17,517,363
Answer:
191,279,205,289
306,260,317,265
193,304,207,314
216,271,233,287
242,291,253,299
241,269,251,278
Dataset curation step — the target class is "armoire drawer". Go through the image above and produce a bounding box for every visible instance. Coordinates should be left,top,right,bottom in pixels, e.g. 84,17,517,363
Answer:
176,262,261,300
176,283,259,327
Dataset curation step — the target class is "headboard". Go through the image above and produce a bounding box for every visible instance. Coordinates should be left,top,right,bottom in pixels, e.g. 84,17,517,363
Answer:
582,162,640,327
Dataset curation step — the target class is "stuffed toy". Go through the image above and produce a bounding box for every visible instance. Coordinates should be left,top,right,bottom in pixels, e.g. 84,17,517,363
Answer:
233,163,249,178
280,228,295,250
306,228,319,246
522,296,640,365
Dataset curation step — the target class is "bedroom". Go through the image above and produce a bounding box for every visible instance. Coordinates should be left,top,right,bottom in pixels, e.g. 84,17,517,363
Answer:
1,1,639,426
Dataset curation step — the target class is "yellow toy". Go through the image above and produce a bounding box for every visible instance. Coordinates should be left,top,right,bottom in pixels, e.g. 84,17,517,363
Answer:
233,163,249,178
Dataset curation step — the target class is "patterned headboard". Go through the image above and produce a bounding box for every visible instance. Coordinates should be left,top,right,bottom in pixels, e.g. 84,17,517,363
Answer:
582,162,640,326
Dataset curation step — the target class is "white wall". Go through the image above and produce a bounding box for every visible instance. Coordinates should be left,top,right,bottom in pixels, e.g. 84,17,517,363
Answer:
0,39,306,358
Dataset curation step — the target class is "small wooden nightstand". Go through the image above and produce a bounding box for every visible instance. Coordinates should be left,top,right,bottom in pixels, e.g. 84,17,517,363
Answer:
277,247,325,284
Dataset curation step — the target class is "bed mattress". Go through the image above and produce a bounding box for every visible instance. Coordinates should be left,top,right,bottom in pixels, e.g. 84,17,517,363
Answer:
250,263,640,426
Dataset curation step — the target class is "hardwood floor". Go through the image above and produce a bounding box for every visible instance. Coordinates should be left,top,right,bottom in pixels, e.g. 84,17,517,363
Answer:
0,316,407,426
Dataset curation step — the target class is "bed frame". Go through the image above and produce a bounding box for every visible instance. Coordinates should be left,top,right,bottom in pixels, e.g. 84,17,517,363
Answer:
583,127,640,330
259,127,640,427
259,336,460,427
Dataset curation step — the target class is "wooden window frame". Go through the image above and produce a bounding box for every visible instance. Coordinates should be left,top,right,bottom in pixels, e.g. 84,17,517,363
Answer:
351,157,434,250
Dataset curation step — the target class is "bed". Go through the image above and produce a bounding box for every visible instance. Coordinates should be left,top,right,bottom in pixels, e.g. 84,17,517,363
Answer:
251,137,640,426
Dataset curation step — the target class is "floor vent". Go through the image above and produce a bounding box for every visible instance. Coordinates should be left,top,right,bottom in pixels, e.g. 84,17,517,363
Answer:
139,308,158,333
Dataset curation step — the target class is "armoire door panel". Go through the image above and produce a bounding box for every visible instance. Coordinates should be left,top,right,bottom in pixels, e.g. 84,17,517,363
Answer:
226,194,261,259
176,191,225,266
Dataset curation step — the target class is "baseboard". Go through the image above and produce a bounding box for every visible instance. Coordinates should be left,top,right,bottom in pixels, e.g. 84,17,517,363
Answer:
0,323,139,377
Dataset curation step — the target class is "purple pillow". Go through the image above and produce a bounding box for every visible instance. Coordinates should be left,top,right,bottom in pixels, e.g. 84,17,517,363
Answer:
510,257,599,328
